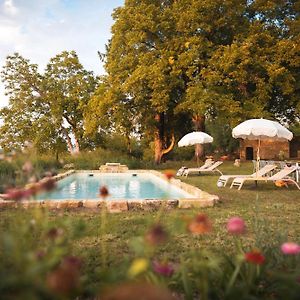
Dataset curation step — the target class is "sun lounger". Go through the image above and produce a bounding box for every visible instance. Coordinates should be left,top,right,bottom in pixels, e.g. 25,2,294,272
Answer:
217,164,277,187
183,161,223,177
176,159,214,176
230,166,300,190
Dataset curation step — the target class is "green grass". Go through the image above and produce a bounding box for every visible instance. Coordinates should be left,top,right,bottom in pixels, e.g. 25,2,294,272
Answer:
0,160,299,297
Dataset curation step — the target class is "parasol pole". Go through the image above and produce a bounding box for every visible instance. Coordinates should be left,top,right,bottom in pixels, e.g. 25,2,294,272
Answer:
256,138,261,176
196,144,200,167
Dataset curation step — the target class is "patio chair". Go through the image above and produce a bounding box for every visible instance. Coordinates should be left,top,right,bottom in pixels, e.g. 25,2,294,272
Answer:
230,166,300,190
177,159,214,176
183,161,223,177
217,164,277,187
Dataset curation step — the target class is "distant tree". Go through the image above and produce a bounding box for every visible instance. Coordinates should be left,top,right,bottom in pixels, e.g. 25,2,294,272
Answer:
0,53,64,153
0,51,97,154
44,51,98,153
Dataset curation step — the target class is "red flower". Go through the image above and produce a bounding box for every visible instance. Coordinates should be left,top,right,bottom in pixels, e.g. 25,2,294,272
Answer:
99,186,109,198
245,250,265,265
145,224,168,246
164,170,175,180
187,213,212,234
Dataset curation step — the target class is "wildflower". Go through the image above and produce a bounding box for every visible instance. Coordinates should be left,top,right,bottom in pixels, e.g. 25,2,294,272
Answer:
4,188,27,201
128,258,149,278
281,242,300,255
275,180,288,188
39,177,56,191
187,213,212,234
164,170,174,180
145,224,168,245
152,261,174,277
46,256,82,296
227,217,246,235
46,228,64,240
245,250,265,265
99,186,109,198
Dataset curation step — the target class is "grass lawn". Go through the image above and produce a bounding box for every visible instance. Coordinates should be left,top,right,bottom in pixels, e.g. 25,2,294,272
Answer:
0,161,299,298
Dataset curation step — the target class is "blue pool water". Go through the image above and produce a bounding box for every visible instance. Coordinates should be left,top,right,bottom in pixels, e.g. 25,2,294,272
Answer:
36,173,194,200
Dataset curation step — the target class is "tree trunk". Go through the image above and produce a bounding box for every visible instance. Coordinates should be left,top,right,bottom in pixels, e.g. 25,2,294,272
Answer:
125,134,132,154
154,113,164,164
153,113,175,164
192,114,206,160
62,128,73,153
74,136,80,153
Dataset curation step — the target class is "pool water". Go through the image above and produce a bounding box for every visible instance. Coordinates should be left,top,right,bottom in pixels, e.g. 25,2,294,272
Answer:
36,173,194,200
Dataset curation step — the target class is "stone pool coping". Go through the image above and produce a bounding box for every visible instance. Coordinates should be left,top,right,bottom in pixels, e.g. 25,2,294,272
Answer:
0,169,219,212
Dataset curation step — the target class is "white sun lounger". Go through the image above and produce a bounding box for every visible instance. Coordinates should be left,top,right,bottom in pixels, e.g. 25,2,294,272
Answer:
183,161,223,177
230,166,300,190
217,164,277,187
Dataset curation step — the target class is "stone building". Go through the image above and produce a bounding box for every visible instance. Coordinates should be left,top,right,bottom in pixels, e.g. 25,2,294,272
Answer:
239,139,290,160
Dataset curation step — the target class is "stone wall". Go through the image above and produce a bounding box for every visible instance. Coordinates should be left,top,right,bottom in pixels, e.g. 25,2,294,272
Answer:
239,139,290,160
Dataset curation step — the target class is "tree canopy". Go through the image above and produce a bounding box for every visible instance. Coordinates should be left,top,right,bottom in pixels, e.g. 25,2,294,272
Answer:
0,51,97,154
85,0,299,162
1,1,299,162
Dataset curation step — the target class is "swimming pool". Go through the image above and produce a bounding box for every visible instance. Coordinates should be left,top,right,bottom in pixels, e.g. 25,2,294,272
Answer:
36,172,195,200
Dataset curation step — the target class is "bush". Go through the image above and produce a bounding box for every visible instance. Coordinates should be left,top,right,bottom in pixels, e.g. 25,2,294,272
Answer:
0,160,17,192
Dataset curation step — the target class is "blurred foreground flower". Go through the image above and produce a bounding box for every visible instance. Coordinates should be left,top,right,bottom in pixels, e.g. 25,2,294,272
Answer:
152,261,174,277
46,228,64,240
245,250,265,265
188,213,212,234
128,258,149,278
101,282,177,300
281,242,300,255
145,224,168,245
99,186,109,199
4,188,28,201
227,217,246,235
164,170,175,180
46,256,82,296
39,177,56,191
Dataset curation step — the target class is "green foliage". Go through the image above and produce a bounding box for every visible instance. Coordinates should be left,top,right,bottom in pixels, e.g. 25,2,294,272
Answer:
44,51,98,152
0,51,97,154
0,160,17,192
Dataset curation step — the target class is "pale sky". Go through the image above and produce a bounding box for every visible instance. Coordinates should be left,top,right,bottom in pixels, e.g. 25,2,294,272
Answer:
0,0,124,107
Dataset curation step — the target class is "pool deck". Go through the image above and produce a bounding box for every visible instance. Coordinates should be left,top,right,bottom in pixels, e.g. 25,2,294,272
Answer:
0,169,219,212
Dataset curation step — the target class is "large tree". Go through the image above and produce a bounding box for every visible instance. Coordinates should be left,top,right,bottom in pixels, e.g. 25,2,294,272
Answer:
100,0,193,164
44,51,98,153
0,53,63,153
101,0,299,163
0,51,97,153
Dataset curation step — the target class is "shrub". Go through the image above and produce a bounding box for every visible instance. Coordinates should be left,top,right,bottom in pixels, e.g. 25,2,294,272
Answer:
0,160,17,192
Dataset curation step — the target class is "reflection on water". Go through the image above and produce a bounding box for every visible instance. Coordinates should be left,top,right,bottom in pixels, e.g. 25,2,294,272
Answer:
36,173,192,200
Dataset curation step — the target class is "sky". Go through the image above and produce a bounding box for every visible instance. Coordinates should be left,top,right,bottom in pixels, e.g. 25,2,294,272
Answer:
0,0,124,107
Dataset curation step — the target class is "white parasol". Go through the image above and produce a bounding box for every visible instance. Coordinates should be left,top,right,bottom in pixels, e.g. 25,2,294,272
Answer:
178,131,213,165
232,118,293,173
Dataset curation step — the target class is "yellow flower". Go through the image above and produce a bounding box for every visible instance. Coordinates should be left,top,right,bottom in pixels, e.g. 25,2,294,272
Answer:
127,258,149,278
185,41,190,48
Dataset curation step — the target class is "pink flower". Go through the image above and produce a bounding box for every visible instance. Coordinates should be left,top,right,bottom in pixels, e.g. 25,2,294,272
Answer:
152,261,174,277
281,242,300,255
227,217,246,235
